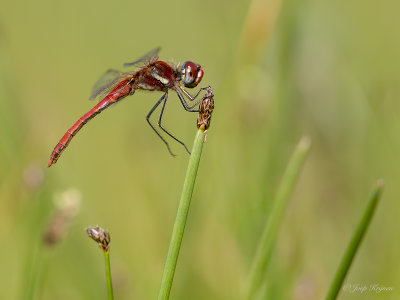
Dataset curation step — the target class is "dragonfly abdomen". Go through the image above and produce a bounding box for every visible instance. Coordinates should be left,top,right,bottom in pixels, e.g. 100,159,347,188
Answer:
48,84,132,167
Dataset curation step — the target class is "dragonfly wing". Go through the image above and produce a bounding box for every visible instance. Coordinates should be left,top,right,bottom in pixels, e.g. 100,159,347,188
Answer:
89,69,124,100
123,47,161,68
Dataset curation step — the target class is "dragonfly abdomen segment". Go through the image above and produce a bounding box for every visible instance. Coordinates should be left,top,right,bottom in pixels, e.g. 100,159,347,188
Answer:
47,84,131,167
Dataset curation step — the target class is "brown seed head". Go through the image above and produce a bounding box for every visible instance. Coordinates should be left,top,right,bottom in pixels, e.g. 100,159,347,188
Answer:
86,226,111,253
43,188,81,246
197,86,214,139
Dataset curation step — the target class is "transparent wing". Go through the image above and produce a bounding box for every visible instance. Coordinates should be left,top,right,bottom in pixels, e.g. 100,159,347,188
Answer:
89,69,125,100
123,47,161,68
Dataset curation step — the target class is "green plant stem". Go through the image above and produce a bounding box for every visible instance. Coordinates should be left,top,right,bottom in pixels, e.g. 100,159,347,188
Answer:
21,185,52,300
325,180,384,300
104,251,114,300
158,129,205,300
246,137,311,299
23,243,44,300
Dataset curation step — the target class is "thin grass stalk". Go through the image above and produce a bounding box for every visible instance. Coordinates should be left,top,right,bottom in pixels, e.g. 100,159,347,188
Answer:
86,226,113,300
158,129,206,300
104,252,114,300
325,180,384,300
246,136,311,299
21,184,52,300
22,243,44,300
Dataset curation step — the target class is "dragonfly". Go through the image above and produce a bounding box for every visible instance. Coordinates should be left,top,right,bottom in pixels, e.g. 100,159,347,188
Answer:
48,47,209,167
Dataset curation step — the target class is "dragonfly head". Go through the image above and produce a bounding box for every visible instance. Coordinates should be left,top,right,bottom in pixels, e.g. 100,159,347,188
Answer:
180,61,203,88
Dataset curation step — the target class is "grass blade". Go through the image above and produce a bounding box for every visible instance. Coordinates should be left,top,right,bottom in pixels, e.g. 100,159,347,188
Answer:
246,136,311,299
325,180,384,300
104,252,114,300
158,129,206,300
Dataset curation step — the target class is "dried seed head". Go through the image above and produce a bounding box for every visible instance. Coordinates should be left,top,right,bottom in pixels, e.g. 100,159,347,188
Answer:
43,188,81,246
197,86,214,140
86,226,111,253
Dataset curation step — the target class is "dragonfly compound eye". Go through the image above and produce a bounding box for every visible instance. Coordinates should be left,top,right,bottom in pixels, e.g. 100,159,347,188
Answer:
181,61,203,88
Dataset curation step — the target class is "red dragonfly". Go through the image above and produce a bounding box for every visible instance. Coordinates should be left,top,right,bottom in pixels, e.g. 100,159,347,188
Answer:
48,48,208,167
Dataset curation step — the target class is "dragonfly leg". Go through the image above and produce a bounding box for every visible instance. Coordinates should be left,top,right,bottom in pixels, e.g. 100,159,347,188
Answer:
147,92,176,156
175,85,212,112
157,92,191,155
179,85,211,101
175,88,201,112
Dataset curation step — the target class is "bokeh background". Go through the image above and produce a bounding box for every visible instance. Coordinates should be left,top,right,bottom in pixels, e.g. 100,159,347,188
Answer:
1,0,400,299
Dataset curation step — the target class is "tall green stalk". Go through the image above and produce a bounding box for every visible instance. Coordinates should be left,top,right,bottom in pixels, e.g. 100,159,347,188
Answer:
104,252,114,300
23,243,44,300
325,180,384,300
158,129,206,300
246,137,311,299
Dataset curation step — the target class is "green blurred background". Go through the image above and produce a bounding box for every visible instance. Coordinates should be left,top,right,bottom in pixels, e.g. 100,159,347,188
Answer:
1,0,400,299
